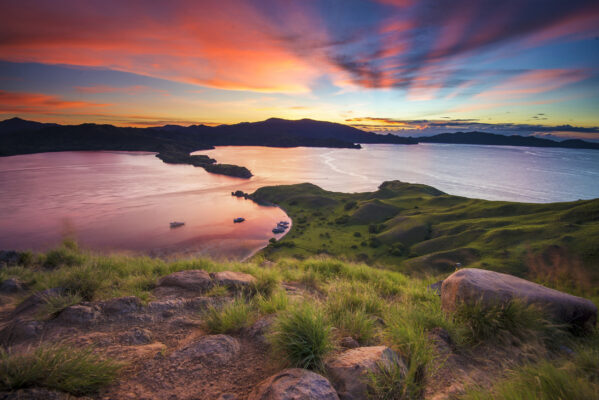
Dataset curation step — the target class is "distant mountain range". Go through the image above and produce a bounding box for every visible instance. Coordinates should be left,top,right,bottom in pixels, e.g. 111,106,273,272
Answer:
1,117,597,176
417,131,599,150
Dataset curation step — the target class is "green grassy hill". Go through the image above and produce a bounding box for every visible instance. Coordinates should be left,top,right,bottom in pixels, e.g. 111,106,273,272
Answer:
253,180,599,303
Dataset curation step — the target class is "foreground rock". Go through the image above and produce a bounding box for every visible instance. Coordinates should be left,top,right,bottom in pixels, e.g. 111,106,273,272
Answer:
170,334,240,365
211,271,256,289
326,346,405,400
441,268,597,329
157,270,213,292
248,368,339,400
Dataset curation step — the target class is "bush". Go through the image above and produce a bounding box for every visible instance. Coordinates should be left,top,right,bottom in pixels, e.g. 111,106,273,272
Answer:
269,303,332,371
204,297,254,334
0,345,122,395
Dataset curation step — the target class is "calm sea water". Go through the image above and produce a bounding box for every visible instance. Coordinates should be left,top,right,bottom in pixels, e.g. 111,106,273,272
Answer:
1,144,597,258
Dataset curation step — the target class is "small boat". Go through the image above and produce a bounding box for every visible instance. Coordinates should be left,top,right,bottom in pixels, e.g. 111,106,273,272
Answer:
170,221,185,228
233,217,245,223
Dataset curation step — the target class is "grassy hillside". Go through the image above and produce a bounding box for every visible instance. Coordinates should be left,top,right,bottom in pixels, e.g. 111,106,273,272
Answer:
252,181,599,303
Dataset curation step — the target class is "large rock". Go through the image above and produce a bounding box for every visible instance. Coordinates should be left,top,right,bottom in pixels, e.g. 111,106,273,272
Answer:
211,271,256,289
100,296,143,316
157,270,213,292
248,368,339,400
55,304,100,324
441,268,597,329
326,346,405,400
170,334,240,365
11,288,64,317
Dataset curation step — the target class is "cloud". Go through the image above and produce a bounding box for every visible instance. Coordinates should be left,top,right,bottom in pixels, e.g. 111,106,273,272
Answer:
0,90,110,113
74,85,168,95
1,0,596,98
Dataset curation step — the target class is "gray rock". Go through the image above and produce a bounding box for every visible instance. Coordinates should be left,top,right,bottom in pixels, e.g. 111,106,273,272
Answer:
210,271,256,290
441,268,597,330
170,334,240,365
244,316,273,345
248,368,339,400
0,278,25,293
340,336,360,349
56,304,100,324
100,296,143,316
157,270,213,292
326,346,405,400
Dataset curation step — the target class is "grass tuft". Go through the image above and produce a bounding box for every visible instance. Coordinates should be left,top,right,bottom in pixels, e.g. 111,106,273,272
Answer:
203,297,254,334
453,299,562,346
0,345,122,396
269,302,332,371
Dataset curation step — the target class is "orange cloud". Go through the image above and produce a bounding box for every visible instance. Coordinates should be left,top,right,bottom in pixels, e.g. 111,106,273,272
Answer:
0,91,110,113
0,1,323,93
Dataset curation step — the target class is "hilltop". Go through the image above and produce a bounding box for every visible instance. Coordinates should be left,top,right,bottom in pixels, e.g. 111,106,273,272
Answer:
251,180,599,301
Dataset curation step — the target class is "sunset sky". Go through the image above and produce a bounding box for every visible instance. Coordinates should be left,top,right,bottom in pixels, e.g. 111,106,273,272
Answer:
1,0,598,138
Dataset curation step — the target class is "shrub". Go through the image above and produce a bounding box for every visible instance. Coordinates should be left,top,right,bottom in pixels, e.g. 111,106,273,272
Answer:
269,303,332,371
0,345,122,395
43,241,86,269
203,297,254,334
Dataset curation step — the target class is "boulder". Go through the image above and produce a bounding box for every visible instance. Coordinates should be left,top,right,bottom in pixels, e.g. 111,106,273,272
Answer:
441,268,597,329
248,368,339,400
157,270,213,292
0,278,25,293
170,334,240,365
55,304,100,324
210,271,256,289
326,346,405,400
100,296,143,316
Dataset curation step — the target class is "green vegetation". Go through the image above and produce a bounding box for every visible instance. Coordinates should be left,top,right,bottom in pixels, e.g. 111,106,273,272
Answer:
269,303,333,371
1,231,597,398
462,348,599,399
0,345,122,395
203,297,255,334
252,181,599,304
453,299,561,346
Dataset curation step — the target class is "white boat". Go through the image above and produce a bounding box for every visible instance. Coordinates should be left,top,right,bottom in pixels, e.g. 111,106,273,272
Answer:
170,221,185,228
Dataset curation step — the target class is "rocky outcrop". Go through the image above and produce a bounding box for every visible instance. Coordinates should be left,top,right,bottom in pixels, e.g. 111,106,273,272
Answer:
326,346,405,400
248,368,339,400
211,271,256,289
170,334,240,365
441,268,598,329
157,270,213,292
